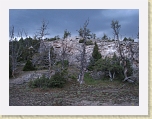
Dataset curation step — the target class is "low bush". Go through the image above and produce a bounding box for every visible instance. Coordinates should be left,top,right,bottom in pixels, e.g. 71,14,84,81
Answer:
79,39,84,43
28,71,67,88
49,72,66,88
84,72,94,84
56,60,69,67
84,72,105,85
23,60,36,71
87,57,95,71
28,75,49,88
79,39,93,45
68,74,77,80
86,40,93,45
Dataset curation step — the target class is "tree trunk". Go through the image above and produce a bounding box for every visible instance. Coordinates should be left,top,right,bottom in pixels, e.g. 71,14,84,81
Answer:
77,19,90,84
12,70,15,78
109,70,113,81
78,39,86,84
113,72,115,79
48,46,51,79
124,66,128,79
78,70,85,84
109,71,115,81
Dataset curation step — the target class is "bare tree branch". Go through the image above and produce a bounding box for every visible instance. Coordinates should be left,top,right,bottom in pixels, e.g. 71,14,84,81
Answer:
9,26,23,78
77,18,91,84
111,20,138,82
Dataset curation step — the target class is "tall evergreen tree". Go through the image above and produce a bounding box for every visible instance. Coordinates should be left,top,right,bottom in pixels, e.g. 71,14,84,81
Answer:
23,60,35,71
92,42,101,61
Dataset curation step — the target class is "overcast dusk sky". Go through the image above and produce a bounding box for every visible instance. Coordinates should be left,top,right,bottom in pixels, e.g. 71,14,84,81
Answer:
9,9,139,40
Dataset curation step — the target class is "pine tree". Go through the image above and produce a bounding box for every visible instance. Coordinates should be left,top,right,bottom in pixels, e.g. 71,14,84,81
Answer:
92,42,101,61
23,60,35,71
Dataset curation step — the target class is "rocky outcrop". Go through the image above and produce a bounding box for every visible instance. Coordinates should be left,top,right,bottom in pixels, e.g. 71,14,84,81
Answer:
38,37,139,67
9,70,49,86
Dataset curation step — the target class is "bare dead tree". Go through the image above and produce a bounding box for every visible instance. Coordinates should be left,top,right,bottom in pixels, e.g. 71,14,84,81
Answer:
9,26,22,78
37,20,50,53
123,41,139,83
36,20,53,78
61,40,68,69
77,19,91,84
91,33,96,39
24,30,28,38
37,20,49,40
18,29,24,39
9,26,15,78
111,20,121,41
33,33,38,40
111,20,129,81
48,44,51,79
32,33,41,52
46,44,57,79
60,30,71,69
111,20,137,83
24,29,30,47
18,29,30,48
111,20,123,57
37,20,50,54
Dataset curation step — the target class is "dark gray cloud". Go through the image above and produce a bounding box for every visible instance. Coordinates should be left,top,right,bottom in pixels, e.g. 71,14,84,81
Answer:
9,9,139,39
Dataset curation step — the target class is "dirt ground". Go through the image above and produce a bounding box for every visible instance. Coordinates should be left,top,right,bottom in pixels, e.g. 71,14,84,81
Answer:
9,71,139,106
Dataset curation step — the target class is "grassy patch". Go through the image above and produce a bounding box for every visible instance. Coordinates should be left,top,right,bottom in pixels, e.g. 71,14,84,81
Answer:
84,72,103,85
84,72,124,86
68,74,77,80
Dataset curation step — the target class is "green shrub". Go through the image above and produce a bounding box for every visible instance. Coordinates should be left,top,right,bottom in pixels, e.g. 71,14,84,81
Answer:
84,72,105,85
93,54,134,81
79,39,84,43
56,60,69,67
87,65,94,71
63,60,69,67
79,39,93,45
23,60,36,71
28,71,67,88
84,72,94,84
123,37,134,42
92,42,101,61
28,80,34,88
49,72,66,88
87,57,95,71
86,40,93,45
28,75,49,88
68,74,77,80
49,38,56,41
125,59,133,76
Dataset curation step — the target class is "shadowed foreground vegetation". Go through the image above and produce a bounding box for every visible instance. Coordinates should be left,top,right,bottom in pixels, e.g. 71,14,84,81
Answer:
9,65,139,106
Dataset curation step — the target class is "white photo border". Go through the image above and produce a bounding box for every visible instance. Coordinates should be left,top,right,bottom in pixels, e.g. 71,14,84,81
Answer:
0,0,148,115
